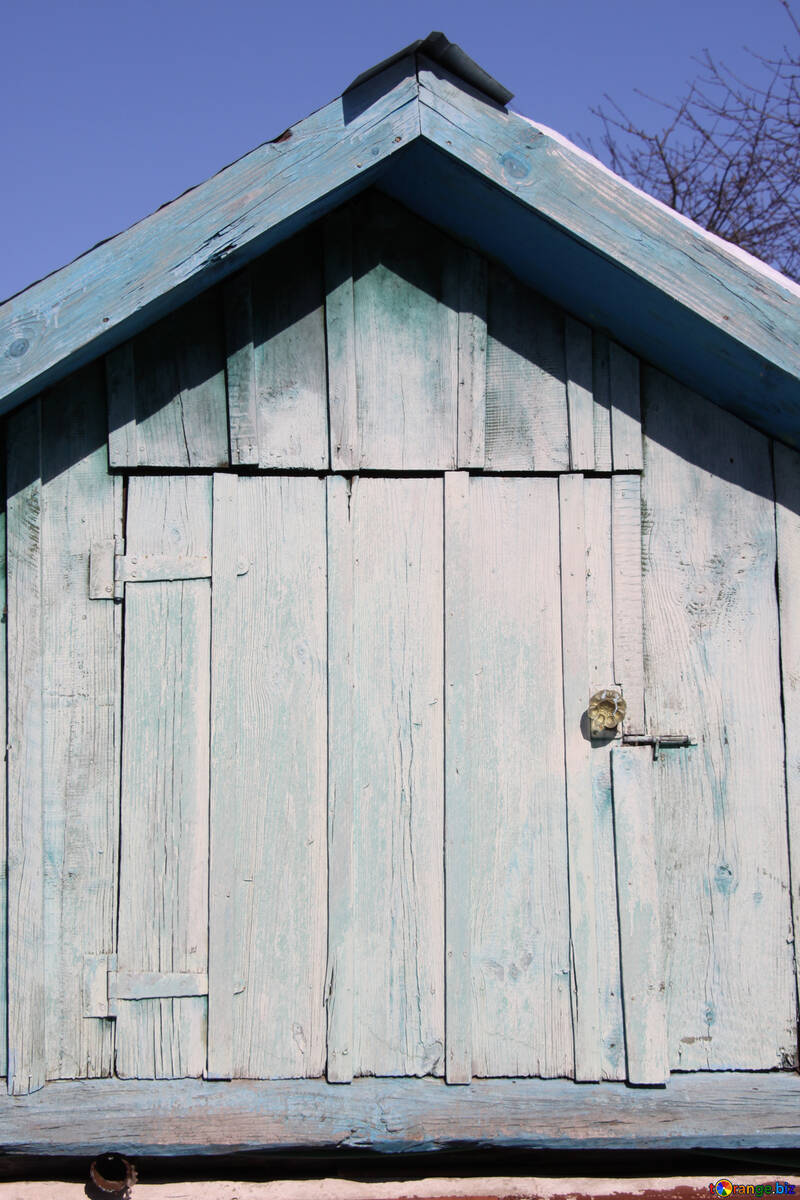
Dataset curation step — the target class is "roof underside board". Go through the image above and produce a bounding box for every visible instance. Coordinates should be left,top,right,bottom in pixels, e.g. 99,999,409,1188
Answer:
0,47,798,441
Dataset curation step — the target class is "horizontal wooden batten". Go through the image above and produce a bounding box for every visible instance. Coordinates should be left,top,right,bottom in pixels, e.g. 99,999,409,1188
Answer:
1,1075,800,1155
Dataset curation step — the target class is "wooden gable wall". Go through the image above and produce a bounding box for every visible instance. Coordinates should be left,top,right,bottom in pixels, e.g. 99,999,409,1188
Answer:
1,188,799,1108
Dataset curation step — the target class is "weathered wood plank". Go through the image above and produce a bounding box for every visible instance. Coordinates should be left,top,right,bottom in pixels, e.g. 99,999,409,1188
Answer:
0,440,6,1079
564,317,594,472
326,475,355,1081
350,477,445,1075
609,341,642,471
207,473,239,1079
231,477,327,1079
7,1073,800,1154
353,194,458,469
611,474,645,732
774,440,800,1031
583,477,626,1081
223,271,259,466
456,250,487,469
642,367,795,1069
105,342,137,468
40,364,122,1082
6,396,45,1096
558,474,600,1082
324,210,358,472
250,228,329,468
591,333,612,472
468,477,571,1077
610,746,669,1085
116,476,211,1078
443,472,471,1083
485,266,569,471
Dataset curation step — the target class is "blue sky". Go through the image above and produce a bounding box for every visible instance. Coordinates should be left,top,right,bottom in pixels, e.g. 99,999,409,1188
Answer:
2,0,795,301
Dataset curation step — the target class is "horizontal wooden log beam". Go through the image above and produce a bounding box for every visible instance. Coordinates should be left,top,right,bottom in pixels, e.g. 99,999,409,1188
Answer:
1,1074,799,1155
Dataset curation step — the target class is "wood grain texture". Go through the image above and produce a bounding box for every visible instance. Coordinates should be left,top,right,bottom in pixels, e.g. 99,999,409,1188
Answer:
485,265,569,471
564,318,594,472
611,474,645,733
353,194,458,469
250,228,328,469
591,334,612,473
350,477,445,1075
443,472,471,1083
105,342,137,468
6,396,45,1096
116,476,211,1078
583,477,626,1081
468,477,571,1077
774,440,800,1028
223,272,259,466
610,746,669,1085
40,365,122,1082
0,443,5,1078
558,474,600,1081
642,367,795,1070
231,477,327,1079
324,209,358,471
326,475,355,1081
456,250,487,469
6,1073,800,1154
207,474,239,1079
609,341,642,471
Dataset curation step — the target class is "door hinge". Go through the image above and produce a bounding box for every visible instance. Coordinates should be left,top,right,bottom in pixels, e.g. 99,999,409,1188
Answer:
82,954,209,1018
89,538,248,600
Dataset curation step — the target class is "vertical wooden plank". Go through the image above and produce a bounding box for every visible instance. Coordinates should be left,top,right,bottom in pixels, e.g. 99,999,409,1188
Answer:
609,342,643,471
0,435,6,1079
469,478,572,1077
251,228,329,469
592,333,613,472
353,194,458,470
456,251,487,469
106,342,138,467
223,272,259,466
116,476,211,1078
324,209,358,471
485,266,569,472
612,474,645,732
6,396,44,1095
326,475,354,1081
558,474,600,1082
231,477,327,1079
41,364,122,1081
775,441,800,1038
611,746,669,1085
584,477,626,1081
643,367,794,1069
351,477,445,1075
564,318,595,472
207,473,239,1080
444,472,471,1084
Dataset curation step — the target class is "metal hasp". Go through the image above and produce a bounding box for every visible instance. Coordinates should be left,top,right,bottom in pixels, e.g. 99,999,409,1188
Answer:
88,537,249,600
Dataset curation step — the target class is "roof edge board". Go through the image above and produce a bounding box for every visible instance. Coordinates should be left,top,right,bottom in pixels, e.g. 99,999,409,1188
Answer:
346,31,513,106
0,55,421,412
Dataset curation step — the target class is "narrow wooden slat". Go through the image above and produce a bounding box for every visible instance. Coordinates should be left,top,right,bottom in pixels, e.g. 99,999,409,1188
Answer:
583,477,625,1080
207,473,239,1079
41,365,122,1081
558,474,600,1082
564,317,595,471
444,472,471,1083
485,266,569,472
105,342,138,467
6,396,44,1095
591,333,612,472
456,250,487,468
775,441,800,1029
231,478,327,1079
251,227,329,469
611,746,669,1085
611,474,645,732
0,441,6,1077
223,272,259,466
326,475,355,1081
609,342,643,471
324,209,358,471
116,476,211,1079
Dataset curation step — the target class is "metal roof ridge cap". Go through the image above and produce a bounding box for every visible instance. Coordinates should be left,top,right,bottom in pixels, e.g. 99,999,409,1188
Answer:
345,32,513,106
